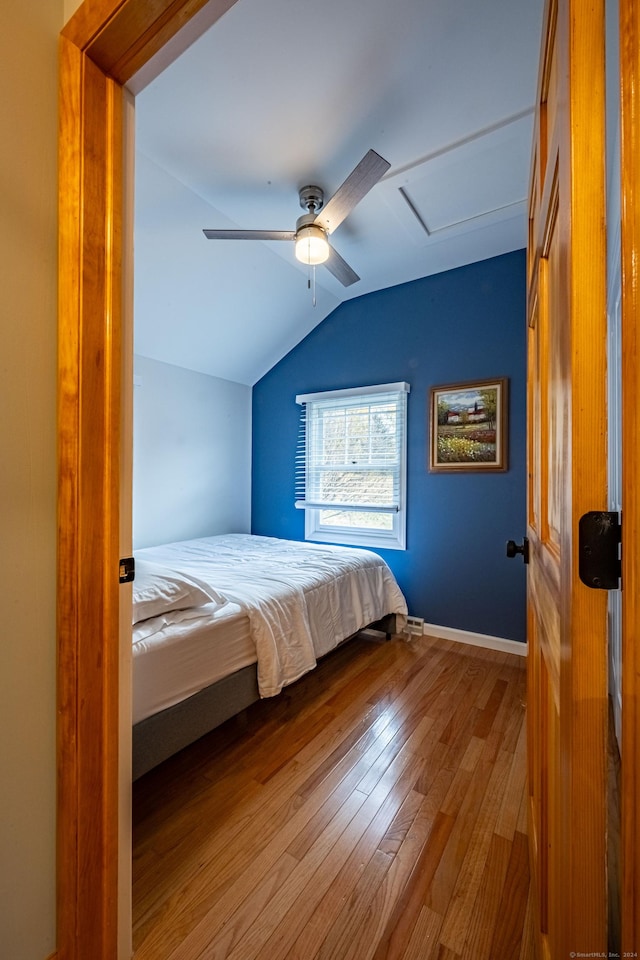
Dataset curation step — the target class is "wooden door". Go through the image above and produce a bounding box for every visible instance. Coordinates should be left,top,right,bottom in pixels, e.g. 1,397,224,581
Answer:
619,0,640,948
526,0,609,957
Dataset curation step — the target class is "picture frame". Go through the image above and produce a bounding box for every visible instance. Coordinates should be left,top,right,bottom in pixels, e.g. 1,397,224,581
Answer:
429,377,508,472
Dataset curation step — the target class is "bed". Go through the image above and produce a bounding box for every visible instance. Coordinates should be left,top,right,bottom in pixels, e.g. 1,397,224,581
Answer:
131,533,408,778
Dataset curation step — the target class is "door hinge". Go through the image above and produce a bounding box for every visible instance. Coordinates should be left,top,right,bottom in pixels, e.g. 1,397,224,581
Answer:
578,511,621,590
119,556,135,584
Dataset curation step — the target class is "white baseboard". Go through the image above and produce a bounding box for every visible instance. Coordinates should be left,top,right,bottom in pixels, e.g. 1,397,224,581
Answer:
422,622,527,657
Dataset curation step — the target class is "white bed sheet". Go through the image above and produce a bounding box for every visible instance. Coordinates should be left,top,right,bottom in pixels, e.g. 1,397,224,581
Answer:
132,601,254,724
135,534,407,699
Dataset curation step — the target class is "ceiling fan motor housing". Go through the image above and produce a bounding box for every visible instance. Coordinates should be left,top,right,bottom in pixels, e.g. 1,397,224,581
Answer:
298,185,324,214
295,211,325,232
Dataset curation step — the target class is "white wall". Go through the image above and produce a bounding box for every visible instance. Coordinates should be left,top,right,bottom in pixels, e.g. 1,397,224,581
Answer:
133,355,252,547
1,0,62,955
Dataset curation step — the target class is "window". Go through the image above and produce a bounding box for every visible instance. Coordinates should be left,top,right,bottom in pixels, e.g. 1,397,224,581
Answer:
295,382,410,550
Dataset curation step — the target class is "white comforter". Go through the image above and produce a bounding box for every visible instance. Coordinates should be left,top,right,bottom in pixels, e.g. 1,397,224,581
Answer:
135,534,407,698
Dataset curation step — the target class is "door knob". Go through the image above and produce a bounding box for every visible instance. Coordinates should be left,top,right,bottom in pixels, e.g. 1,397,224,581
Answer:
506,538,529,564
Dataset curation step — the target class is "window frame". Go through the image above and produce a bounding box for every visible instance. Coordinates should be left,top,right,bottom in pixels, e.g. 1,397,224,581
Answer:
295,382,410,550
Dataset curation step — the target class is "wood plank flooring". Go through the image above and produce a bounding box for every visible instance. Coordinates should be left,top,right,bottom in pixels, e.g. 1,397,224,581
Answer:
132,632,534,960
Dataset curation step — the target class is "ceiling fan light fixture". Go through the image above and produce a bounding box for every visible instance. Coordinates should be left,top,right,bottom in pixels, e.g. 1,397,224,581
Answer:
295,224,329,265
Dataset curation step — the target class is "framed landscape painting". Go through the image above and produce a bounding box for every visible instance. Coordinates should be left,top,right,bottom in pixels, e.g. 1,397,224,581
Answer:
429,377,508,472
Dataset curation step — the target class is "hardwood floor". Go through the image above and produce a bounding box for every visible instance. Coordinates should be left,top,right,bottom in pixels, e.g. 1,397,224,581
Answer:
132,632,534,960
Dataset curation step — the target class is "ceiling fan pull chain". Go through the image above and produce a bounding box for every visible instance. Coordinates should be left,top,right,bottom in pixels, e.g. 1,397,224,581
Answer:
307,262,317,306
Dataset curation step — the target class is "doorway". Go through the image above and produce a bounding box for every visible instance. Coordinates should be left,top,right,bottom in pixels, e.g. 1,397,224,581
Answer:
57,1,640,957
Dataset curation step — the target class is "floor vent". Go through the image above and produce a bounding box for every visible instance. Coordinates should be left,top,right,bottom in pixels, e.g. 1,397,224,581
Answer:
404,615,424,637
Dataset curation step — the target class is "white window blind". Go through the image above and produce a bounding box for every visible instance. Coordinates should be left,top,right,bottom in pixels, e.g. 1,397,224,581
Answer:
295,382,409,550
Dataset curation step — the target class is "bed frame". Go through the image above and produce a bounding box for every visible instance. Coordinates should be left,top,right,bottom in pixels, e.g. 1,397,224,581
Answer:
132,613,398,779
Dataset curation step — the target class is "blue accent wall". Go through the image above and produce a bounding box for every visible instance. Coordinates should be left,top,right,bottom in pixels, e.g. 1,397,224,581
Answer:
252,250,527,642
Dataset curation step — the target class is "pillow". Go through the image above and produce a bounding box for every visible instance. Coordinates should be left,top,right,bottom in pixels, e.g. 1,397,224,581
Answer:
132,558,226,624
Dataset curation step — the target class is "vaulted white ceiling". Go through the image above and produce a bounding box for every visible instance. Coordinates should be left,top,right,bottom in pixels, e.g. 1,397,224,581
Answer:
133,0,543,385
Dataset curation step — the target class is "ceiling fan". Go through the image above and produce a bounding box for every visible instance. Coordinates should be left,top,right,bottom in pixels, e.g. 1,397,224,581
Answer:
203,149,390,287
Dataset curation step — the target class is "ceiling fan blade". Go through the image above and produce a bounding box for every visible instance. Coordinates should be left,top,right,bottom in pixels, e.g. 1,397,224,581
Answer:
203,229,295,241
314,149,391,234
323,244,360,286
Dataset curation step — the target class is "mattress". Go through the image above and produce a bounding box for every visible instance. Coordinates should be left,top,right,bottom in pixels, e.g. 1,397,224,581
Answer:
132,601,254,724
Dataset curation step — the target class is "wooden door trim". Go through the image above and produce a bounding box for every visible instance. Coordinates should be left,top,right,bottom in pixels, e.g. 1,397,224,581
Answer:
560,0,609,938
58,36,122,958
619,0,640,948
57,1,240,956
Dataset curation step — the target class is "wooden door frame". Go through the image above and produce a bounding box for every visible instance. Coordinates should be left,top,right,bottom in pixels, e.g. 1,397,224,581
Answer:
57,1,239,956
619,0,640,949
